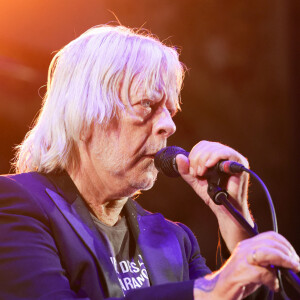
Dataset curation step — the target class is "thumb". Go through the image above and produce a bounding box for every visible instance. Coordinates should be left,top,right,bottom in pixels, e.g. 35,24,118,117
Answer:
176,154,200,188
176,154,190,176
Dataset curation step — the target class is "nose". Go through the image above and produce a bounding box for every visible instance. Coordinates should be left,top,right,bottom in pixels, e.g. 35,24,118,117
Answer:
153,107,176,138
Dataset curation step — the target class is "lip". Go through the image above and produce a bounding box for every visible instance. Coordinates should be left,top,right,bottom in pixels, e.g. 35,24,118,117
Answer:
144,154,155,159
143,147,165,159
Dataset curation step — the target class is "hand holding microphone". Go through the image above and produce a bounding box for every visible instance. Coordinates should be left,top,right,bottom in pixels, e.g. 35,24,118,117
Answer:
155,141,300,298
154,145,246,178
154,141,250,209
155,141,254,253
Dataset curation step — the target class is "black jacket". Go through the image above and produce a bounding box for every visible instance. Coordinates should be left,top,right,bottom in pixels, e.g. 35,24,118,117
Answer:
0,171,211,299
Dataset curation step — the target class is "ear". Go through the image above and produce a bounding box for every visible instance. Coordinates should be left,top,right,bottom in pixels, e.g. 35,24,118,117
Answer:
79,124,93,142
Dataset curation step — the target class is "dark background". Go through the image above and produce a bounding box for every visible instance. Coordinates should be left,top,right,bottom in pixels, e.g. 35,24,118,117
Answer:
0,1,299,298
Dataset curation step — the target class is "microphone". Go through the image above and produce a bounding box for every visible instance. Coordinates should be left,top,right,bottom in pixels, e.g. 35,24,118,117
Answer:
155,152,300,294
154,146,245,178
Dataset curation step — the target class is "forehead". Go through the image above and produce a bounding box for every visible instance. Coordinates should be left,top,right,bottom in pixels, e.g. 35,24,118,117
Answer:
117,44,183,110
125,74,179,106
132,82,177,109
130,83,163,100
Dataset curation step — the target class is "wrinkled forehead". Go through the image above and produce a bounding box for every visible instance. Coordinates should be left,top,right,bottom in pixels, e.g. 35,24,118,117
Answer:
115,37,182,106
120,62,182,110
129,81,165,102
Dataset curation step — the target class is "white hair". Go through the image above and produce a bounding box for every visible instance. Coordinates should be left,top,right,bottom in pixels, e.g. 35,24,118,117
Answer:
14,25,185,173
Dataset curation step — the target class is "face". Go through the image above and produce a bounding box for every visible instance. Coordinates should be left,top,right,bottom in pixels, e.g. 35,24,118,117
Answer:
85,85,177,198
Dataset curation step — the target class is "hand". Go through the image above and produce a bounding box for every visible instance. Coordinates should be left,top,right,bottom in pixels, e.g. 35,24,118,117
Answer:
176,140,249,211
176,140,254,251
194,232,300,300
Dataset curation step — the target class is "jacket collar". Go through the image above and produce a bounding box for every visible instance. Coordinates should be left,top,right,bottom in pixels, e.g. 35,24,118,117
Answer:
45,171,184,289
45,171,123,297
125,200,184,284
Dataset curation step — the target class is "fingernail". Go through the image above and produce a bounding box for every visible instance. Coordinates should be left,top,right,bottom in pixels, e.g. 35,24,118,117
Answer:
197,166,202,176
293,253,300,263
189,167,194,176
205,159,211,167
290,248,300,262
274,279,279,292
290,247,298,257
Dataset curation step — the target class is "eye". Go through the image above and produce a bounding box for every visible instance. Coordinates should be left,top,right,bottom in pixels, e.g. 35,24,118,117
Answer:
140,99,152,108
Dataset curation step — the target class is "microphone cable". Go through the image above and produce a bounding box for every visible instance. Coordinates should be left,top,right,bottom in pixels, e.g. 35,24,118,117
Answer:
242,167,289,300
154,146,300,299
243,167,300,300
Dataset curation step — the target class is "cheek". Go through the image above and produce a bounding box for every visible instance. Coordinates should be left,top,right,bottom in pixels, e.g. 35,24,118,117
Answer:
119,130,148,155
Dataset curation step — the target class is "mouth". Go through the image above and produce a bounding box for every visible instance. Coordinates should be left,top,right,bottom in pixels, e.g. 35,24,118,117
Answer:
142,146,166,161
144,149,164,159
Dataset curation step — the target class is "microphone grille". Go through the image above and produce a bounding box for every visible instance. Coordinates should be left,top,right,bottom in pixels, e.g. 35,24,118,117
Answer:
154,146,189,177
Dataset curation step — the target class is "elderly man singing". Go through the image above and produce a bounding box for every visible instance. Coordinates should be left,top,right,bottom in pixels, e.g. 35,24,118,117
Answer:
0,25,298,300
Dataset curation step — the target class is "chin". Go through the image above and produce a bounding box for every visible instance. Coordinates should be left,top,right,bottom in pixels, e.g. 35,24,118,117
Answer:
131,170,157,192
139,180,155,191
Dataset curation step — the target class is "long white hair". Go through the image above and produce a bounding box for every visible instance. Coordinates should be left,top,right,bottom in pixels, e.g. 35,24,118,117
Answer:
14,25,185,173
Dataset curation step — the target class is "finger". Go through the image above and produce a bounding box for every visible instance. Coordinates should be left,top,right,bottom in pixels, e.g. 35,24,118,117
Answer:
246,236,296,260
188,141,211,176
176,154,208,192
250,232,300,261
205,149,249,170
176,154,189,175
264,239,296,259
204,148,240,168
226,173,249,199
189,141,249,177
236,263,278,293
248,247,300,272
255,267,279,292
189,145,228,177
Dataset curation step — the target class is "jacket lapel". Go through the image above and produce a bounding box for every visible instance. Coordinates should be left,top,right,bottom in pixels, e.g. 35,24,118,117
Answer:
45,171,184,291
46,188,123,297
125,200,184,285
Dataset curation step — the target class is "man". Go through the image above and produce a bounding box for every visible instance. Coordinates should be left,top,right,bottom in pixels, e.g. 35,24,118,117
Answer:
0,25,298,300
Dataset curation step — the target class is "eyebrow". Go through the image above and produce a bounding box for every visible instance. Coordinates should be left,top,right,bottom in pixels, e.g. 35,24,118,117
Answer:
164,96,178,117
170,107,178,117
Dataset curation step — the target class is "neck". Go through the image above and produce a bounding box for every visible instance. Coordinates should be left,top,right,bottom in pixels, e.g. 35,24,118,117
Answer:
89,197,128,226
67,166,129,227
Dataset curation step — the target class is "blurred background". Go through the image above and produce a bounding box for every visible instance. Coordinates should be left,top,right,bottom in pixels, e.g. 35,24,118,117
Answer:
0,0,299,298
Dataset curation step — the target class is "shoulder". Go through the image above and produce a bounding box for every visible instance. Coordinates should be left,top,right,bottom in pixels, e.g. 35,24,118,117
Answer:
0,172,54,191
0,172,56,220
0,172,59,201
